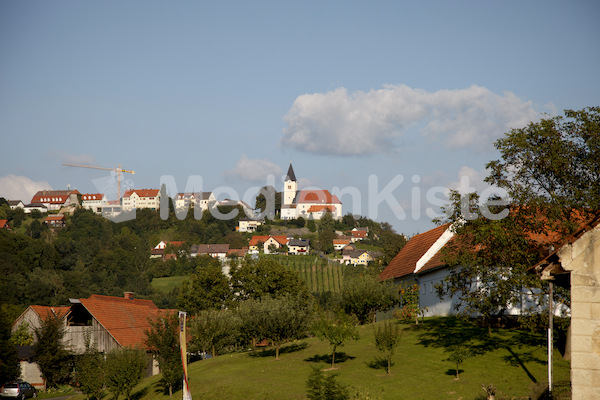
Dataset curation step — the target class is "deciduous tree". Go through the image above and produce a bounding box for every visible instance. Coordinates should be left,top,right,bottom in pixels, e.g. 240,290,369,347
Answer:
34,312,71,388
104,348,146,400
311,312,359,369
145,312,182,398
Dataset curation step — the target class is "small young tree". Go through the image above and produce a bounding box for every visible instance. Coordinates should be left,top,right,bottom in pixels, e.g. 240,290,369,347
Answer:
145,312,183,398
104,348,147,400
306,367,349,400
10,322,34,346
76,346,105,400
312,313,359,369
374,321,402,375
447,345,472,380
34,312,71,388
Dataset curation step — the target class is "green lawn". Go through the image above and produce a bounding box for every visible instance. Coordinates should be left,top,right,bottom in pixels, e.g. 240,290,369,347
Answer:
150,275,189,293
128,317,570,400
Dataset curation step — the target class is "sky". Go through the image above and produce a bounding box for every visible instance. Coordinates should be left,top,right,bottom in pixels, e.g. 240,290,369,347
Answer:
1,0,599,235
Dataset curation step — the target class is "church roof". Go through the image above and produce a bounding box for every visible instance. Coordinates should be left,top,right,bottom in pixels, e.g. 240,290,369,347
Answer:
285,163,297,182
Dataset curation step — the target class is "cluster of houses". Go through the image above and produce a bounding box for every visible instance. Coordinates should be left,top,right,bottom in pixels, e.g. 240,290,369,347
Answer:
150,226,376,266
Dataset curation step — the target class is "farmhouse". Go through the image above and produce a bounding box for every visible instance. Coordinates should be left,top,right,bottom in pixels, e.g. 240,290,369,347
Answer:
30,190,80,211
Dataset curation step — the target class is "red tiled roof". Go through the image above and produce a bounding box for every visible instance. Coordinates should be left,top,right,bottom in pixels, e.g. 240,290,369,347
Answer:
30,305,71,320
307,205,336,213
163,253,177,261
296,190,341,204
268,236,289,245
228,248,248,257
81,193,104,201
78,294,164,348
122,189,160,198
169,241,186,247
31,190,77,205
379,224,451,281
333,238,351,245
249,236,271,246
0,220,9,229
44,215,66,222
351,230,368,238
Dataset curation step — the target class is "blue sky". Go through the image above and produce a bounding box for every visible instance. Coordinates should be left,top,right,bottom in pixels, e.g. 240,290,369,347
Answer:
1,0,598,235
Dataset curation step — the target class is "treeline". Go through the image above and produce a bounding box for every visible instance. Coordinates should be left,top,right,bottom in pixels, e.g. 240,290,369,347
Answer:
0,202,406,319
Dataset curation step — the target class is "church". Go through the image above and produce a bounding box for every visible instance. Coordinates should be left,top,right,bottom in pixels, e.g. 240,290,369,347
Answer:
280,163,342,220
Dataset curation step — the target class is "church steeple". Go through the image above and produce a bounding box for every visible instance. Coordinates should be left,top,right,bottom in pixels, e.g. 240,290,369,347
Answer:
283,163,298,206
285,163,297,182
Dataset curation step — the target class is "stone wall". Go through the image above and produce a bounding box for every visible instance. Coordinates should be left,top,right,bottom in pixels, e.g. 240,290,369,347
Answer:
558,226,600,400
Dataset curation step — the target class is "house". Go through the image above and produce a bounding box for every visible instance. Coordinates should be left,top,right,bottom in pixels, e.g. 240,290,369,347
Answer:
237,217,264,233
23,203,48,214
531,212,600,400
44,214,66,227
190,244,230,261
80,193,107,213
342,249,374,266
151,241,186,260
249,235,289,254
288,238,310,255
12,293,175,384
174,192,216,213
8,200,24,210
30,190,80,211
333,237,352,251
350,227,368,242
227,247,248,258
121,189,160,211
0,219,10,230
280,163,342,220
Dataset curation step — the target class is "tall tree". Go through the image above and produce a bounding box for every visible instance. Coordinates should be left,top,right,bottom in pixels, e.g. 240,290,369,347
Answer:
341,274,397,324
190,309,240,357
145,312,183,398
0,306,20,384
177,255,232,314
34,312,71,388
437,108,600,330
230,258,307,301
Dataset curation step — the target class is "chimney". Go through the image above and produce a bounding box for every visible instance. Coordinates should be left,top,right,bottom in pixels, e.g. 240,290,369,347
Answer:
124,292,134,300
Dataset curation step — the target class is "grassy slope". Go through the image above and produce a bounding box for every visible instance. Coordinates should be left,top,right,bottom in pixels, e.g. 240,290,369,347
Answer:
132,318,570,400
150,276,189,293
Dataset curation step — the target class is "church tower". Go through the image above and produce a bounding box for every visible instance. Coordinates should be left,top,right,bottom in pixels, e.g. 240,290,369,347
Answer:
283,163,297,206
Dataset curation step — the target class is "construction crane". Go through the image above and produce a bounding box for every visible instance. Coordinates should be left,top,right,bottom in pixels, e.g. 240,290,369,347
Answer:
63,163,135,200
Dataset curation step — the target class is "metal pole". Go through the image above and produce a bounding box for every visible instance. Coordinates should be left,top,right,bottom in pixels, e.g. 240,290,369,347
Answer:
548,282,553,395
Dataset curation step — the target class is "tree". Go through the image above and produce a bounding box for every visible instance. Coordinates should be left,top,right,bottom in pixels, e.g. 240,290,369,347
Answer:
145,312,183,398
341,275,397,324
436,108,600,331
34,312,71,388
446,345,472,380
230,258,307,301
311,312,359,369
190,309,240,358
378,224,408,267
306,367,349,400
374,320,402,375
10,322,34,346
177,255,232,314
254,186,281,217
104,348,147,400
237,294,313,360
0,306,20,384
76,346,105,400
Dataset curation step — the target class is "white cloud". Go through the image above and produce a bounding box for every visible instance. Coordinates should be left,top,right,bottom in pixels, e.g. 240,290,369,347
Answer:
281,84,540,155
224,155,283,183
0,175,52,202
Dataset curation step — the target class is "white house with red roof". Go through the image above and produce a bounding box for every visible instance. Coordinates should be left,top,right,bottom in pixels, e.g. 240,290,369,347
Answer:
30,190,80,211
249,235,290,254
121,189,160,211
280,163,342,220
80,193,107,213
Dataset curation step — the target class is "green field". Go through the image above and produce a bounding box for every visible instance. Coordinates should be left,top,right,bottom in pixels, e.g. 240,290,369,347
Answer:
151,275,189,293
126,318,570,400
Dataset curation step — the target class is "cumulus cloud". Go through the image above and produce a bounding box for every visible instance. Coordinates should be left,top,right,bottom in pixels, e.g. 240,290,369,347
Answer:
281,84,540,155
224,155,283,183
0,175,52,202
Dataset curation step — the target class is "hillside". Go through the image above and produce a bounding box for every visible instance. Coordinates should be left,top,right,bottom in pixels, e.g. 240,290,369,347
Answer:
128,318,570,400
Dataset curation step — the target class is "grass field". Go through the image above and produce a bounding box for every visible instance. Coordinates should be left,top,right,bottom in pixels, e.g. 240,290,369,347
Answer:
150,275,189,293
127,317,570,400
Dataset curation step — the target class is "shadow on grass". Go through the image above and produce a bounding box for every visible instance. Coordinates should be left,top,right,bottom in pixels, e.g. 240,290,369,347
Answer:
305,351,356,365
413,317,547,383
249,342,309,358
365,356,392,371
444,368,463,377
130,386,149,400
